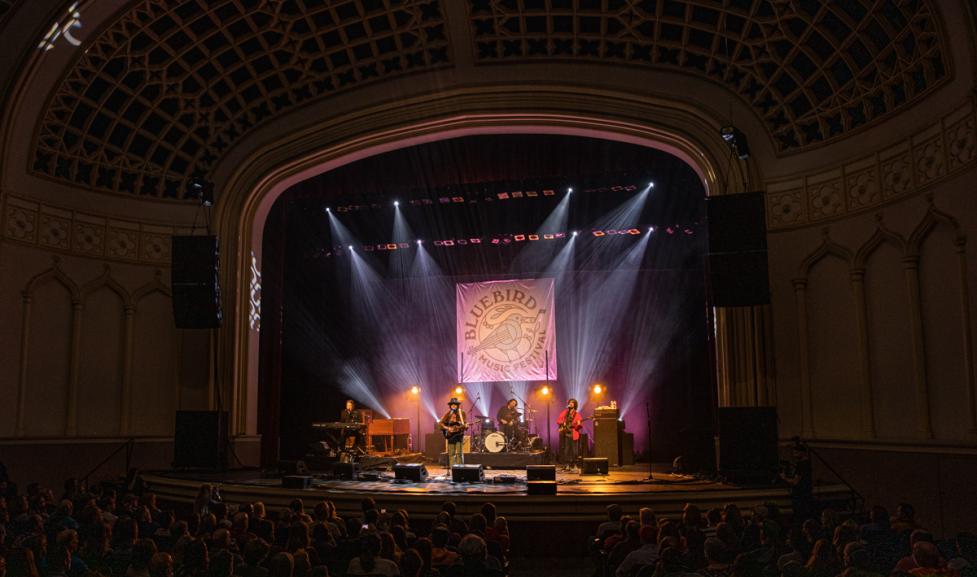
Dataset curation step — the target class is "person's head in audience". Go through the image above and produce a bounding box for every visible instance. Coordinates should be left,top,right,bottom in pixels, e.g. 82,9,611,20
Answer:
458,534,490,568
131,538,159,572
468,513,487,535
412,537,433,574
843,542,870,570
287,522,311,552
149,552,174,577
357,533,382,573
606,504,623,523
360,497,377,515
56,528,79,554
658,547,685,575
802,519,822,543
868,506,890,529
158,509,175,532
390,510,407,530
913,541,943,569
313,501,329,523
706,508,723,528
380,531,397,560
820,509,838,531
400,548,423,577
253,501,266,520
244,537,271,568
705,537,730,566
432,525,450,549
184,538,210,575
833,524,858,557
480,502,497,526
683,503,702,528
640,507,657,528
344,518,362,540
623,520,640,543
723,504,744,530
293,549,312,577
289,498,304,516
895,503,916,522
269,552,295,577
760,520,782,548
441,501,457,517
910,529,935,548
495,516,509,536
640,525,658,546
806,539,840,577
211,528,232,551
255,518,276,543
311,522,334,547
391,525,409,551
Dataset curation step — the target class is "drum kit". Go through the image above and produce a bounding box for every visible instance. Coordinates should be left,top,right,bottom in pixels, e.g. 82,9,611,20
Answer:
471,407,544,453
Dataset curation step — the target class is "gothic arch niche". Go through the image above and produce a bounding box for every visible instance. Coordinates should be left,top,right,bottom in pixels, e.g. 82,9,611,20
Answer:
21,266,78,437
77,271,129,437
131,288,177,436
912,207,973,440
800,238,860,438
857,225,914,439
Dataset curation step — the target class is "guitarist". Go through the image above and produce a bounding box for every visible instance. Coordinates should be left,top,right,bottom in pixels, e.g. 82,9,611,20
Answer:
439,397,468,467
557,398,582,472
496,399,521,444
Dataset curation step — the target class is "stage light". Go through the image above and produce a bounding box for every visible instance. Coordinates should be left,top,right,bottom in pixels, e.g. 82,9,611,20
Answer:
592,384,604,395
649,226,655,232
541,385,550,396
454,385,464,395
325,207,331,213
416,239,423,245
410,385,420,395
394,200,399,207
572,231,578,237
567,187,573,194
347,245,353,250
649,182,655,188
720,125,751,159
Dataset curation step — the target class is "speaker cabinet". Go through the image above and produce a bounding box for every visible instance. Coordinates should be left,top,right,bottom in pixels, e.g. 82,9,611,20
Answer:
171,235,222,328
526,465,556,481
394,463,429,482
718,407,779,484
173,411,227,470
424,433,444,461
527,480,557,495
451,464,484,483
706,192,770,307
593,418,622,466
333,462,357,480
282,475,312,489
582,458,609,475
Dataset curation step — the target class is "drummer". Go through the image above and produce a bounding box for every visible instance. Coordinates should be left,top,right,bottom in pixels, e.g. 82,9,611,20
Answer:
496,399,521,441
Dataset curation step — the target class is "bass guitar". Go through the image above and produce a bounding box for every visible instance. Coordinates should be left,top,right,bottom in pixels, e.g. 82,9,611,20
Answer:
558,415,593,436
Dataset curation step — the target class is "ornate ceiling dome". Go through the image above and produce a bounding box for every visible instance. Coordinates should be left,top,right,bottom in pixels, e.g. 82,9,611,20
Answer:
29,0,948,201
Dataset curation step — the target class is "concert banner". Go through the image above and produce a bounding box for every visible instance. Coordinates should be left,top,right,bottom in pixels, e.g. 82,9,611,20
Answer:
456,278,557,383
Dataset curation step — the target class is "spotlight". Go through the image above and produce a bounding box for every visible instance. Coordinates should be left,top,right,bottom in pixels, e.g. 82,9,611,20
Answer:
410,385,420,395
347,245,353,250
541,385,550,396
592,383,604,395
454,385,464,395
572,231,578,237
648,226,655,232
325,207,331,213
720,125,751,160
416,239,422,245
188,177,214,206
567,187,573,194
649,182,655,188
394,200,399,207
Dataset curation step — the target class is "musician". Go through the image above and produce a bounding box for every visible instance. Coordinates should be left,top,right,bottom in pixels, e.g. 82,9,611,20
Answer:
496,399,521,442
439,398,468,467
557,398,582,472
340,399,364,451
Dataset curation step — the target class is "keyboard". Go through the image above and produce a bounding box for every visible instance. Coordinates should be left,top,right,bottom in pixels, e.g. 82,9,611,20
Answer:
311,422,366,430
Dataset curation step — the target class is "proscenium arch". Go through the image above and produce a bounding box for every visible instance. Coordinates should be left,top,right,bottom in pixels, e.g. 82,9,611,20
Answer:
213,89,759,436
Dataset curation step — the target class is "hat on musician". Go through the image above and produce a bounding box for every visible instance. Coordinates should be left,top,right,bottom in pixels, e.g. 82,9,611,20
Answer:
448,398,461,407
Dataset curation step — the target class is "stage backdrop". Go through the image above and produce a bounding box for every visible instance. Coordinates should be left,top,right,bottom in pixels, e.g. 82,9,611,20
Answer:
457,278,557,383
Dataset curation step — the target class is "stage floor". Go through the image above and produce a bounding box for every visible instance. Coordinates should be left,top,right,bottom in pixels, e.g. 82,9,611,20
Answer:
141,463,853,524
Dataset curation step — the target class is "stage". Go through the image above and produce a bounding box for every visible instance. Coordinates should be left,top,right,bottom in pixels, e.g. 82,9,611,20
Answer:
141,463,853,524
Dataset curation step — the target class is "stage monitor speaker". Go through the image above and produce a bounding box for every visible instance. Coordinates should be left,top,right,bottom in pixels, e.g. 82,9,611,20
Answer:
333,462,357,480
527,480,557,495
394,463,429,482
593,418,622,466
582,457,609,475
718,407,779,484
173,411,227,469
171,235,222,328
282,475,312,489
451,464,484,483
706,192,767,253
526,465,556,481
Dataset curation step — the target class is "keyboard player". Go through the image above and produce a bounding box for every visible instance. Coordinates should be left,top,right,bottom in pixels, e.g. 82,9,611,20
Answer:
340,399,365,451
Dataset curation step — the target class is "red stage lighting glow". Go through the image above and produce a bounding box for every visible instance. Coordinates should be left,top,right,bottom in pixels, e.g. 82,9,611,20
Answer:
514,234,526,241
443,240,455,246
387,243,398,250
497,192,510,199
592,231,605,237
491,238,501,245
543,189,556,196
512,191,524,198
452,196,465,203
527,190,539,197
543,234,555,240
528,234,539,241
628,229,641,235
470,238,482,244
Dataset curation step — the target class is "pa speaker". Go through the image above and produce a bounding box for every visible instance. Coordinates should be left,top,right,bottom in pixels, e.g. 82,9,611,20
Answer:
527,480,557,495
706,192,770,307
171,235,222,328
526,465,556,481
718,407,779,484
394,463,429,482
582,458,609,475
451,464,484,483
173,411,227,469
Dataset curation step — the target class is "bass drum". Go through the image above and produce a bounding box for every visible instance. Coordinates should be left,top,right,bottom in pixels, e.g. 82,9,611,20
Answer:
484,431,507,453
527,435,544,451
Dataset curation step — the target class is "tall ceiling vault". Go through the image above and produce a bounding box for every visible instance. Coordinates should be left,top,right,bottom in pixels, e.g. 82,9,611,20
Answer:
23,0,950,201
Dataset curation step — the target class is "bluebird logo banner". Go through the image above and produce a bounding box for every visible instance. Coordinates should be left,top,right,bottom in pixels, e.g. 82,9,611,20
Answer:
457,278,556,383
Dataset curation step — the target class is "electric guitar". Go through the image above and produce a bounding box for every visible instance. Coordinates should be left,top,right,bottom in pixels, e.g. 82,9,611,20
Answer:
558,414,593,436
441,420,472,440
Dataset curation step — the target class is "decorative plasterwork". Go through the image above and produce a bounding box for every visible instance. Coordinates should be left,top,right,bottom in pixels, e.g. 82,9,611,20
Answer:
2,195,182,264
31,0,450,200
767,99,977,230
468,0,949,152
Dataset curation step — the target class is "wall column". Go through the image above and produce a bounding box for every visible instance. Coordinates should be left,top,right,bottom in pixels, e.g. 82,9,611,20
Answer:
953,240,977,434
16,293,32,437
903,255,933,438
850,269,877,439
793,279,814,437
120,305,135,435
65,300,83,436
